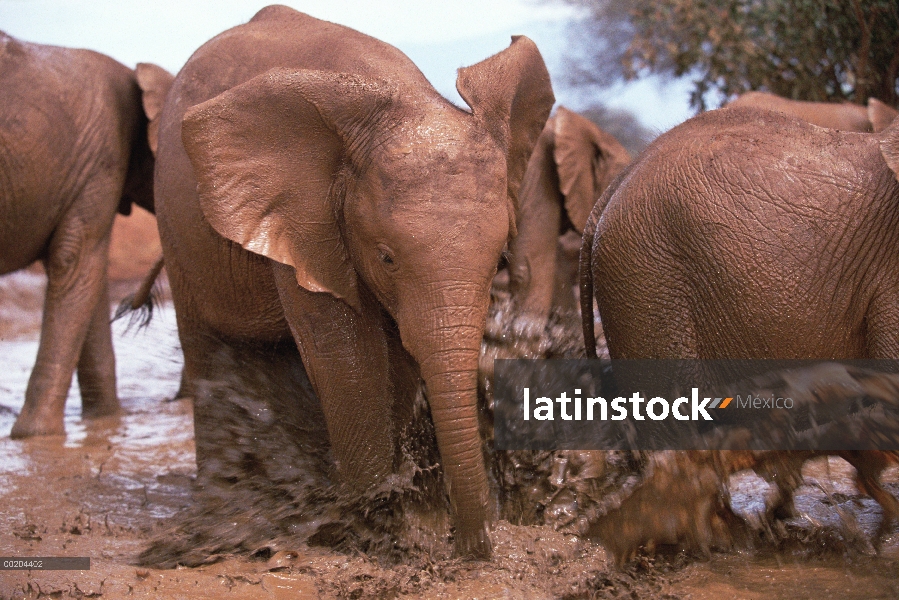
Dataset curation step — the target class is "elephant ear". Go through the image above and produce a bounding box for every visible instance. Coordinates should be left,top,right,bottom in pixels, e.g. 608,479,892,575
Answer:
869,98,899,134
881,114,899,184
181,68,398,312
135,63,175,156
552,106,632,233
118,63,174,215
456,36,555,222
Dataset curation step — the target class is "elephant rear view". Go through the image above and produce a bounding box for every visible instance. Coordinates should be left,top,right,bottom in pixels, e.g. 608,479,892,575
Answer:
0,32,173,438
580,105,899,548
582,106,899,360
153,6,554,559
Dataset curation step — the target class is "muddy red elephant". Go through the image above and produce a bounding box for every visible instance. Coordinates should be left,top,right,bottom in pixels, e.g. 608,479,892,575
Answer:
727,90,898,132
153,6,553,558
503,106,630,326
580,106,899,548
1,32,173,439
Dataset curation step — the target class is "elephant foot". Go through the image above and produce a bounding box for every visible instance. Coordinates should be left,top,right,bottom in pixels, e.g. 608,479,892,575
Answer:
870,498,898,553
10,412,65,439
453,522,492,560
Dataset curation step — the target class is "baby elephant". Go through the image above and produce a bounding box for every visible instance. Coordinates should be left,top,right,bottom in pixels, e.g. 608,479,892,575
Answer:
581,105,899,547
0,32,173,438
153,6,554,559
504,106,631,326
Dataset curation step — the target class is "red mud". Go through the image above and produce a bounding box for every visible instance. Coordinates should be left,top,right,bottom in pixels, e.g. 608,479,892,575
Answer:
1,273,899,599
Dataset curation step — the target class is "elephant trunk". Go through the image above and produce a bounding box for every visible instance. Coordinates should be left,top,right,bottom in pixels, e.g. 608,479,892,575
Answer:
399,290,493,559
421,346,492,558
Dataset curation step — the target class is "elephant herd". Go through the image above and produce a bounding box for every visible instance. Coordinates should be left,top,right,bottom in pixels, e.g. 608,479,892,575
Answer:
3,4,899,562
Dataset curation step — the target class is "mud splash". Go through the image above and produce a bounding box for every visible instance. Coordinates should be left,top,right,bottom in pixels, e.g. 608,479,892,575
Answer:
3,272,899,598
137,351,453,569
138,296,598,571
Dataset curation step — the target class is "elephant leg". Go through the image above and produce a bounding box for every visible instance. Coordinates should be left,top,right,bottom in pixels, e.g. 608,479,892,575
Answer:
272,263,396,491
843,451,899,549
77,276,119,418
173,320,232,475
758,454,806,521
11,217,112,438
858,304,899,545
168,313,233,473
550,230,581,315
167,282,219,408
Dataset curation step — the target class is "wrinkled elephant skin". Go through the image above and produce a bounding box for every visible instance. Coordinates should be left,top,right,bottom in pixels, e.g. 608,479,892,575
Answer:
1,32,173,438
583,107,899,360
580,105,899,546
154,6,554,559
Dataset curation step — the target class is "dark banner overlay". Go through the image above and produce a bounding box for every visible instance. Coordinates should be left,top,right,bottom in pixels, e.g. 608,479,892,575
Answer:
0,557,90,570
493,359,899,451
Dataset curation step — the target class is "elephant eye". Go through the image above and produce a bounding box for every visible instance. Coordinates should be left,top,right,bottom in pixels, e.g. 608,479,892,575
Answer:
377,244,397,270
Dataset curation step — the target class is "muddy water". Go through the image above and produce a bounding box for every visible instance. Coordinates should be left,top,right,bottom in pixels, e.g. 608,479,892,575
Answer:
1,272,899,599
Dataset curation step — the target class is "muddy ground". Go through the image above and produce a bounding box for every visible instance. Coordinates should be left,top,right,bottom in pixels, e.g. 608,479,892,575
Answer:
2,265,899,599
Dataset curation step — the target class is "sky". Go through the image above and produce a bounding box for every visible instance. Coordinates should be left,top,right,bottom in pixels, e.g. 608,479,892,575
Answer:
0,0,693,133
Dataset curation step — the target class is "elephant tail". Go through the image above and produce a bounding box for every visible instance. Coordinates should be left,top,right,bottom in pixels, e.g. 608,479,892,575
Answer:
579,167,627,358
579,205,600,358
113,254,165,330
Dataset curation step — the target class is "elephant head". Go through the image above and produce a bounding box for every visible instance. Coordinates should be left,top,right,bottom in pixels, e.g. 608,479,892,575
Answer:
178,36,554,558
506,106,631,323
